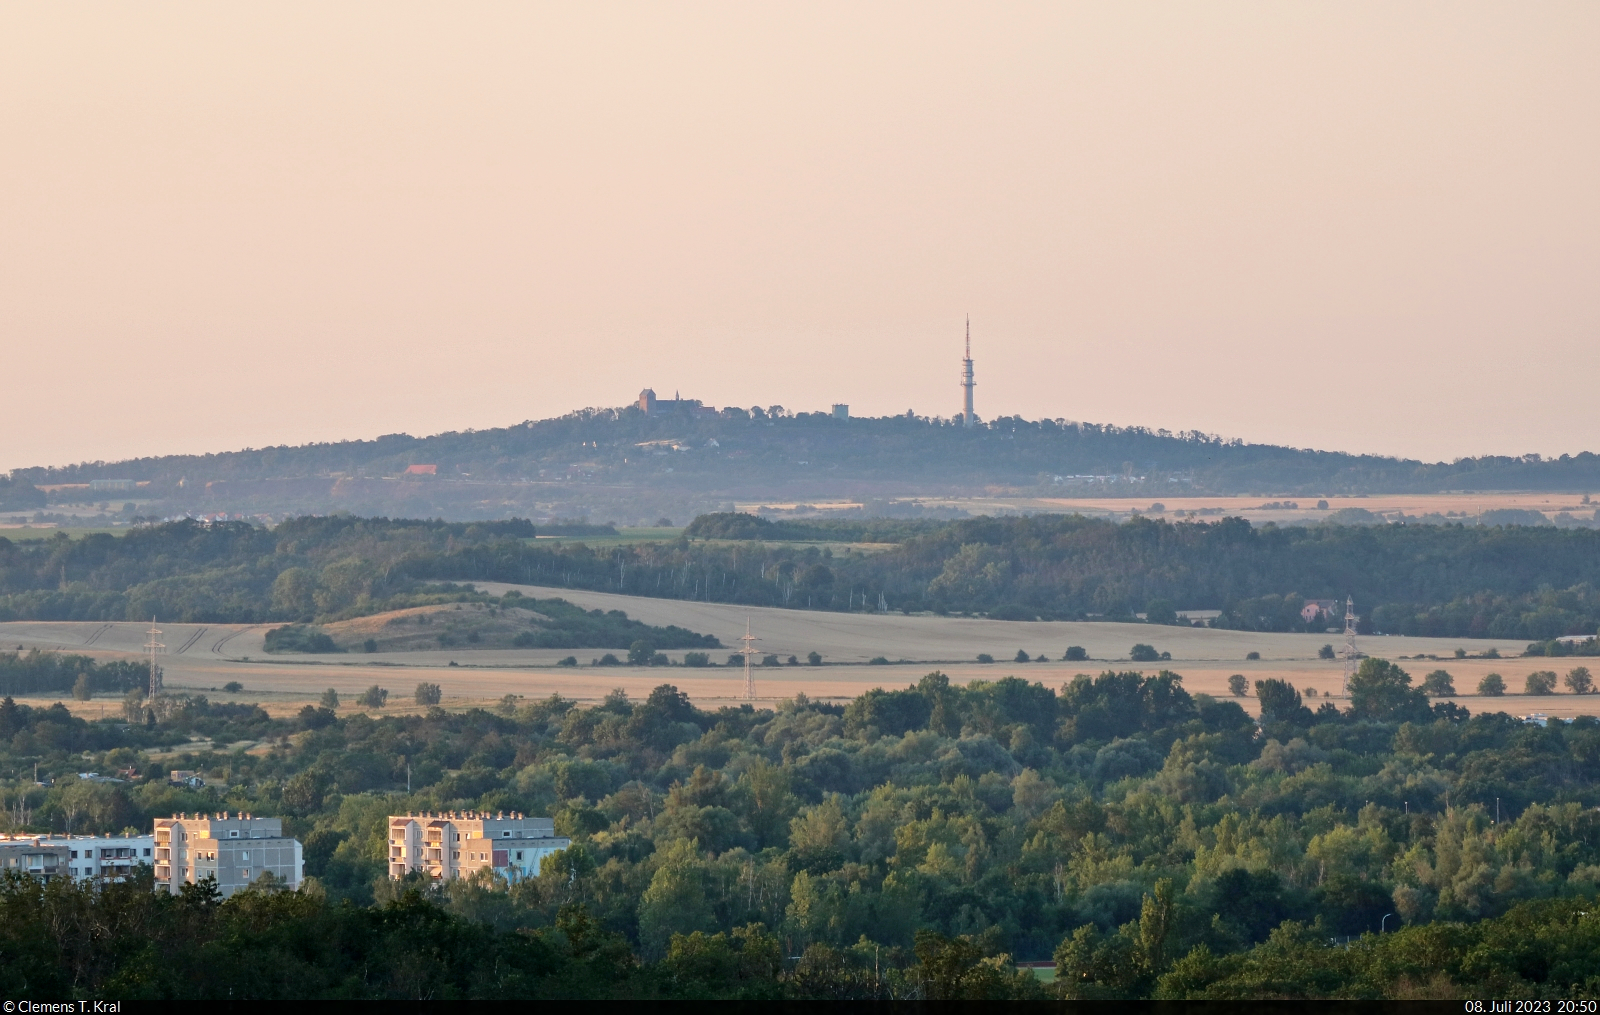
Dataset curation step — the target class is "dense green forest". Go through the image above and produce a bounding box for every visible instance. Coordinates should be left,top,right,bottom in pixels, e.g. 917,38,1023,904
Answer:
6,656,1600,998
6,513,1600,644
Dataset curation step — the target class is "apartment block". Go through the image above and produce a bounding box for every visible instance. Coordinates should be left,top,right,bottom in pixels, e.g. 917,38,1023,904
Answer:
153,812,303,897
0,837,68,881
61,833,155,881
0,832,155,883
387,811,569,882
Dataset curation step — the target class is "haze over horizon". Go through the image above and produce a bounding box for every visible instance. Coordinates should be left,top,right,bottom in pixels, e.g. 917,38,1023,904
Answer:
3,3,1597,473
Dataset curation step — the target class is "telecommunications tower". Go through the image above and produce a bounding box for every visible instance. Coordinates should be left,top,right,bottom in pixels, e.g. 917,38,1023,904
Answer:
1340,597,1358,697
740,618,760,701
960,317,976,428
144,617,164,701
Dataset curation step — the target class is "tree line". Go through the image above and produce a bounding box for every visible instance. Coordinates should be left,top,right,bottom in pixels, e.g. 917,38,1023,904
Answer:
5,513,1600,643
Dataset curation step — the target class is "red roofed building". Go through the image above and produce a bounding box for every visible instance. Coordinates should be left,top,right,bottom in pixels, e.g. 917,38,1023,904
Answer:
404,464,438,476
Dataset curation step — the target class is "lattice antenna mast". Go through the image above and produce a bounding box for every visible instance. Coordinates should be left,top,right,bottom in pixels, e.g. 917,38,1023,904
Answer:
960,316,977,428
740,617,760,701
145,617,164,701
1341,597,1357,697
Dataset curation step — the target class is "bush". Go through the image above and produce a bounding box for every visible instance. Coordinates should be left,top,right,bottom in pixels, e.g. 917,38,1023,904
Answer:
762,654,780,667
1228,674,1248,696
415,682,442,706
1421,670,1456,695
223,681,243,693
71,673,91,700
727,654,744,666
1255,678,1303,720
629,641,655,666
1479,672,1506,695
363,639,377,653
1130,644,1160,662
319,688,339,708
359,685,388,709
807,651,822,666
558,656,578,667
596,653,621,666
1015,650,1031,663
1526,671,1557,695
1246,651,1261,661
868,656,890,665
1565,666,1593,694
976,654,994,664
263,625,341,654
1319,644,1336,659
1064,646,1087,661
683,652,710,668
1145,599,1178,625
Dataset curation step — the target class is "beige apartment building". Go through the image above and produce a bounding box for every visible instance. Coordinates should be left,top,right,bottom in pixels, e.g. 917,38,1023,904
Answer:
388,811,568,883
154,812,303,897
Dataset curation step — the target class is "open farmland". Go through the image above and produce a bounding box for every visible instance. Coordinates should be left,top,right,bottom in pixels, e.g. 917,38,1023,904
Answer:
843,491,1600,526
2,588,1589,719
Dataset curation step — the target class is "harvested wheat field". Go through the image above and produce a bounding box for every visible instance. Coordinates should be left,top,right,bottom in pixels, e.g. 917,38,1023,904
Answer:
2,588,1593,719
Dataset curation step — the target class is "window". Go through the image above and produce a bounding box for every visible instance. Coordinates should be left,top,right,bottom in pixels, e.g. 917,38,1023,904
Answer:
143,848,151,856
515,851,523,861
502,831,511,837
229,830,239,838
241,852,250,863
70,850,78,859
241,869,250,879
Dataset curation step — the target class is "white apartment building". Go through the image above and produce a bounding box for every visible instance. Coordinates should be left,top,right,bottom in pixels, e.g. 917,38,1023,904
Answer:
60,833,155,881
388,811,569,883
153,812,303,897
0,833,155,883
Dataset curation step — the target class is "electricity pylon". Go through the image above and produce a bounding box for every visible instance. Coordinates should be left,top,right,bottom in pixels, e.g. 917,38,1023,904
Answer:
740,618,760,701
145,617,164,701
1341,597,1358,698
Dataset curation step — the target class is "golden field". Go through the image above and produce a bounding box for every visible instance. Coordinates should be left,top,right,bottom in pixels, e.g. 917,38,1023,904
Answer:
3,584,1593,721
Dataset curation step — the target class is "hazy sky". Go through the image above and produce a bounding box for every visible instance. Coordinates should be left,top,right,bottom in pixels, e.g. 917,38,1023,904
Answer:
2,3,1596,472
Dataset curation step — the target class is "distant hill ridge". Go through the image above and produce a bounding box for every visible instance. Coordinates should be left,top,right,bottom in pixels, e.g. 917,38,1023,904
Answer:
13,405,1600,495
